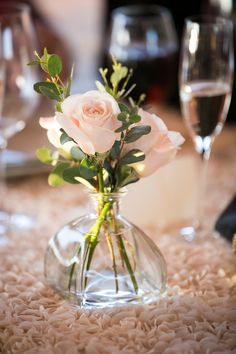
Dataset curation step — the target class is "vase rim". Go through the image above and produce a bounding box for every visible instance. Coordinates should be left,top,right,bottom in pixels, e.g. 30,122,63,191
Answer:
88,188,127,198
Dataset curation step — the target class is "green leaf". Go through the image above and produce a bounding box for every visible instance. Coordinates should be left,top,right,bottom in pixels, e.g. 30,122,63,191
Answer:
118,103,129,113
60,132,73,145
70,146,85,161
48,54,62,77
130,106,138,116
48,162,70,186
57,148,72,160
116,165,139,188
105,86,114,95
79,159,97,179
103,160,113,175
110,140,121,159
111,67,128,86
34,82,61,100
36,147,54,164
33,81,54,93
40,48,50,73
119,149,145,165
63,167,81,184
74,177,96,190
95,80,106,92
117,112,128,122
115,122,129,133
27,60,40,66
124,125,151,143
40,86,61,100
129,114,141,124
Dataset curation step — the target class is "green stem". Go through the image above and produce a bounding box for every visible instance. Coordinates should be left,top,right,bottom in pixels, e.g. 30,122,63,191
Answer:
104,225,119,293
110,209,138,294
68,245,81,291
117,234,138,293
98,165,104,193
83,202,111,289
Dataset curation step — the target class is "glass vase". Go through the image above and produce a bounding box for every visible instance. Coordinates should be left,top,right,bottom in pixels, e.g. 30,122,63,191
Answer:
44,191,167,308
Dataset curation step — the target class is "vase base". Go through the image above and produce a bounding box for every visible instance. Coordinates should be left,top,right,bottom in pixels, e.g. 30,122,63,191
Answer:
48,283,166,309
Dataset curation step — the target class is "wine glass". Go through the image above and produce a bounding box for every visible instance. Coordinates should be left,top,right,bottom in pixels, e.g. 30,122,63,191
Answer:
179,15,234,240
0,2,39,242
109,5,178,104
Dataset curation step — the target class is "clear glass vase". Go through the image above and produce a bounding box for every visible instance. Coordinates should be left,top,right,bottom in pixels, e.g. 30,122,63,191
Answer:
44,191,167,308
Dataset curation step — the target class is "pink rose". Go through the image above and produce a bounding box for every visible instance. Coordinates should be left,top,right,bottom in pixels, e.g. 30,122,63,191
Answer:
124,108,185,177
55,90,120,155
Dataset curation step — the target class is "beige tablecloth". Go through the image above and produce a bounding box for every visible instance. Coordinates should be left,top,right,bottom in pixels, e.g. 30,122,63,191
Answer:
1,105,236,354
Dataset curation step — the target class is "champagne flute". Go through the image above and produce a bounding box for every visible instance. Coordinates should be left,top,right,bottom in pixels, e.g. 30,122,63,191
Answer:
109,5,178,103
179,16,234,240
0,2,39,242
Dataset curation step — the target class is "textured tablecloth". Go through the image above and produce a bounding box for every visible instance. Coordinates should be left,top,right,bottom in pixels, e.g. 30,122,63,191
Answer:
1,107,236,354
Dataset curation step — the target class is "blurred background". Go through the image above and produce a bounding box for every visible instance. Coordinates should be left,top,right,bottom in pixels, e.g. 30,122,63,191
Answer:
4,0,236,122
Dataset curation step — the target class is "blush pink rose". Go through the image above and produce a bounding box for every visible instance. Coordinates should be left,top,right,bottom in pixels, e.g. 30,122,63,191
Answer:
55,90,120,155
124,108,185,177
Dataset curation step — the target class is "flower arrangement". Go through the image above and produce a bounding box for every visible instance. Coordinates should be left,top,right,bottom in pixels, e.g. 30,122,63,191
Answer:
29,49,184,303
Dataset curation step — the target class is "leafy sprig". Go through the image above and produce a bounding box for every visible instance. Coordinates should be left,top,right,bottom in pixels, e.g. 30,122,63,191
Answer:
28,48,73,112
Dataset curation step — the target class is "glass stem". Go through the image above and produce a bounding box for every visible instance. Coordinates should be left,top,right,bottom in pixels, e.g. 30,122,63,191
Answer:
194,137,212,231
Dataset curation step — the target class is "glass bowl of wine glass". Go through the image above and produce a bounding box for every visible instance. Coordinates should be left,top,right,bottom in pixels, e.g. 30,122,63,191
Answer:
108,5,178,104
0,2,40,241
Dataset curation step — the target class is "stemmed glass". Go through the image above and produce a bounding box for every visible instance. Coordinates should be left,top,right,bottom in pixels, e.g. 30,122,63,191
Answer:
109,5,178,103
0,2,39,242
179,16,234,240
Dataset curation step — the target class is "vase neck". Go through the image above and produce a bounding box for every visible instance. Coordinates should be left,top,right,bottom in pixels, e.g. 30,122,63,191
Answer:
89,192,125,217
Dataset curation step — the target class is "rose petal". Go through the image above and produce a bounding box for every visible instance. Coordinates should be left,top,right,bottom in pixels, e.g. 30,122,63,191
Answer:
133,146,178,177
55,112,95,155
61,94,82,116
78,118,119,153
39,117,57,130
168,131,185,146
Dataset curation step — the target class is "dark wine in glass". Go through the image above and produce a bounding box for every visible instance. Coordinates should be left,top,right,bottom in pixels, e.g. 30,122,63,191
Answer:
109,5,178,103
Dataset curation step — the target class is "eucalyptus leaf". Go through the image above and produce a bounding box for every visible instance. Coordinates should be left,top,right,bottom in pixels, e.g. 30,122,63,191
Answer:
110,140,121,159
74,177,96,190
33,81,56,94
129,114,141,124
116,165,139,188
48,162,70,187
36,147,54,164
70,146,85,161
60,132,73,145
40,86,61,100
124,125,151,143
117,112,128,122
119,149,145,165
48,54,62,77
95,80,106,92
118,103,129,113
34,82,61,100
111,67,128,86
27,60,39,66
115,123,129,133
63,167,81,184
79,159,97,179
40,48,50,73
